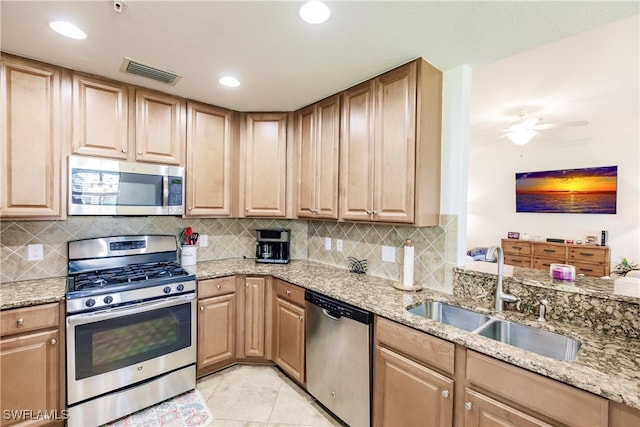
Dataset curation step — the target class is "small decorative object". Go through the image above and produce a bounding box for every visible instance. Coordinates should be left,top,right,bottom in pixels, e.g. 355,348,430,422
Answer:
611,258,639,278
576,239,582,244
347,257,367,274
566,239,574,244
507,231,520,239
585,235,597,245
550,264,576,281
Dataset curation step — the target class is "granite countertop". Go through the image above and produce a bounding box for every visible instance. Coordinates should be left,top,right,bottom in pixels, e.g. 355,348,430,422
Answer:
1,259,639,409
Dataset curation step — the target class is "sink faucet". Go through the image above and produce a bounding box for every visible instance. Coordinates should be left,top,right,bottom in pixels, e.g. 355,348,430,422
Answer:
485,246,519,312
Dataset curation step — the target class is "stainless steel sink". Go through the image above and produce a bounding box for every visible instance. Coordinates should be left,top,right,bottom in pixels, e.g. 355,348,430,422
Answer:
407,301,582,361
476,319,582,361
407,301,491,332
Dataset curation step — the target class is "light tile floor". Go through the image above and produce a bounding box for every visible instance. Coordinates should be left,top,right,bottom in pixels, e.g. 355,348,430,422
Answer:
196,364,345,427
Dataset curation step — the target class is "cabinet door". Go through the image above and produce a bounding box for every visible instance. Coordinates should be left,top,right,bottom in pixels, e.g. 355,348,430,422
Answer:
340,81,375,221
244,277,266,357
274,297,305,384
374,61,416,223
0,56,63,218
463,388,552,427
1,329,60,427
72,73,129,159
135,89,185,165
197,293,236,369
314,95,340,219
295,104,316,218
186,102,234,216
373,345,453,427
241,113,287,217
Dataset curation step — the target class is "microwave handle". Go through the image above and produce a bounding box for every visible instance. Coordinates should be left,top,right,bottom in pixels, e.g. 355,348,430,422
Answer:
162,175,169,207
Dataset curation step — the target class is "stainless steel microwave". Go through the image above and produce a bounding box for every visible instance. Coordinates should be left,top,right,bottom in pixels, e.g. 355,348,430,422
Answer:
68,155,184,216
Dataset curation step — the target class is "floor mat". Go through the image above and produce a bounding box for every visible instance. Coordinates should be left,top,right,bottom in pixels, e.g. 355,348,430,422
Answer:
103,389,213,427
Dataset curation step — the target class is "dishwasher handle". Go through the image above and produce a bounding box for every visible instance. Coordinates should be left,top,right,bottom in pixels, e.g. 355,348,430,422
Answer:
322,308,342,320
305,289,373,324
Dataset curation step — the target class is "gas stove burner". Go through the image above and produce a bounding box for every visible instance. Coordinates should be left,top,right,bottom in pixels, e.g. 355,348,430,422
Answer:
71,261,190,292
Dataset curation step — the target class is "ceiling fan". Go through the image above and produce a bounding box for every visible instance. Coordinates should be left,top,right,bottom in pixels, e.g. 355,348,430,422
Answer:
502,114,588,145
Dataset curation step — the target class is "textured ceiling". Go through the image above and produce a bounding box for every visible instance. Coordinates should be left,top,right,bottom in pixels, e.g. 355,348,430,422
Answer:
1,1,638,112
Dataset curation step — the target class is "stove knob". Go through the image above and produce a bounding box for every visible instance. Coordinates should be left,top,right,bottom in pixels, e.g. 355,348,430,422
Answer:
103,296,113,304
176,284,185,291
85,298,96,308
163,286,172,294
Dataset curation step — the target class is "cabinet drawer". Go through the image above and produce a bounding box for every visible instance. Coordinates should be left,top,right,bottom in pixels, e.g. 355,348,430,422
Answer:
573,262,607,277
466,351,608,427
532,257,561,271
198,276,237,299
532,243,566,259
375,316,454,375
275,280,305,307
1,303,59,336
504,254,532,268
502,240,531,256
568,246,607,264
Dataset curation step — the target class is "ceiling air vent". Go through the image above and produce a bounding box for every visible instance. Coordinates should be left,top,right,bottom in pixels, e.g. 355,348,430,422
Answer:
120,57,182,85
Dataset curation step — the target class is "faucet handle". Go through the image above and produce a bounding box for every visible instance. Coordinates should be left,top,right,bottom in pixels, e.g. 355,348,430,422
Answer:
538,299,549,322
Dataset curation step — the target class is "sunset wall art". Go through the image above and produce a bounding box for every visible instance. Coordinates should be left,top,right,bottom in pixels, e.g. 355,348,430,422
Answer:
515,166,617,214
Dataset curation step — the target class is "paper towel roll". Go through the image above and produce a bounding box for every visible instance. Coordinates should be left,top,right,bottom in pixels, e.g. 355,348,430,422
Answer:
403,245,414,288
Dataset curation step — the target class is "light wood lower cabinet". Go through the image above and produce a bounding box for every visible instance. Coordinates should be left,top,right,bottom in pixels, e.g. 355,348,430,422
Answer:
273,280,305,384
374,317,454,427
197,277,237,376
463,388,552,427
0,303,61,427
243,276,267,358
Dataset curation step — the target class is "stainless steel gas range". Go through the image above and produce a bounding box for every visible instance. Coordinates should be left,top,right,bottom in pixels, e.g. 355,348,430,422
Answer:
65,234,197,427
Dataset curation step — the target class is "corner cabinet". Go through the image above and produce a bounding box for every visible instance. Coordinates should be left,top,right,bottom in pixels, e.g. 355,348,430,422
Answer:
242,276,269,358
295,94,340,219
340,58,442,225
240,113,288,217
185,102,238,217
273,279,305,384
135,89,185,165
0,303,62,427
71,73,129,159
0,54,65,219
197,277,237,376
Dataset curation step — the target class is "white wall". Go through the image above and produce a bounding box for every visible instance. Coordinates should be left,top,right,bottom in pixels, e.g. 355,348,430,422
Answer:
467,16,640,269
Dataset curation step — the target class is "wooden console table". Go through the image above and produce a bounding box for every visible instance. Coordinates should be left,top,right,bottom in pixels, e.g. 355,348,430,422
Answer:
501,239,610,277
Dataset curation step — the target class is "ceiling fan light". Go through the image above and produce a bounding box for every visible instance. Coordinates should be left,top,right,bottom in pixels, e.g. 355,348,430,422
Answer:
507,129,536,145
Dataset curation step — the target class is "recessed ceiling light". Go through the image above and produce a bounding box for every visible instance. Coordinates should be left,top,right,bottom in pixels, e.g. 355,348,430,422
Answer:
49,21,87,40
219,76,240,88
299,1,331,24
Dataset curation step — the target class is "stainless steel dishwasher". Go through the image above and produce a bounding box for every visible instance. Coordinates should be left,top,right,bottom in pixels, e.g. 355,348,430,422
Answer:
305,289,373,427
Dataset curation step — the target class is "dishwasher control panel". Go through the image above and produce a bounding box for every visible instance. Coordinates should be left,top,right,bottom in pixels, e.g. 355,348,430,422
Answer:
305,289,373,324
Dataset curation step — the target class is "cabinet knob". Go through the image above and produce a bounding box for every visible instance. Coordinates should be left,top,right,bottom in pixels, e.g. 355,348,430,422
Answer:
50,338,57,345
121,148,127,153
285,290,291,296
200,306,204,311
246,283,249,288
217,284,222,289
137,151,143,155
372,210,377,215
441,390,449,398
188,206,193,211
16,318,24,325
465,402,473,410
245,208,249,212
298,316,303,321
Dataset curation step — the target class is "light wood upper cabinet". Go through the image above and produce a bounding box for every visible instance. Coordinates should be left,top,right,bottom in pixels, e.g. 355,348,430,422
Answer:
72,73,129,159
240,112,288,217
340,58,442,225
135,89,185,165
185,102,237,217
295,94,340,219
0,54,65,219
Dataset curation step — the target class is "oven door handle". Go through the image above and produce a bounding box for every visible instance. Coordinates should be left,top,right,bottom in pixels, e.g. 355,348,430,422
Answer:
67,293,195,326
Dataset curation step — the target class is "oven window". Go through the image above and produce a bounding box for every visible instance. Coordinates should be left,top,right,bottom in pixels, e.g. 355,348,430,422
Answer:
74,302,191,380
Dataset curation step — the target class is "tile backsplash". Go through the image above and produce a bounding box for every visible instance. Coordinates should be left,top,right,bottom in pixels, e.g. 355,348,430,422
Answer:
1,215,458,292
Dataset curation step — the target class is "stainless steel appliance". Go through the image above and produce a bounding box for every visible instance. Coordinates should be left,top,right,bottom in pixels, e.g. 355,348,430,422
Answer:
68,155,185,216
305,290,373,427
65,234,196,427
255,228,290,264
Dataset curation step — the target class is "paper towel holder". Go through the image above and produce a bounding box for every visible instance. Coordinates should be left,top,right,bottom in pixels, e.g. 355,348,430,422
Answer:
393,239,423,291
